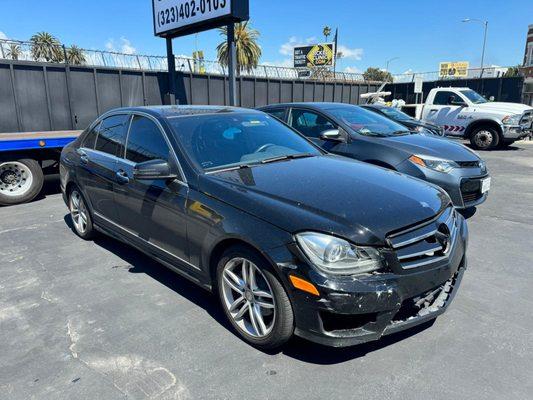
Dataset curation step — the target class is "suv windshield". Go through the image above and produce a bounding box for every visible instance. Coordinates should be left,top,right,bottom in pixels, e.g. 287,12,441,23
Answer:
167,113,321,172
460,89,488,104
378,106,413,121
327,105,411,137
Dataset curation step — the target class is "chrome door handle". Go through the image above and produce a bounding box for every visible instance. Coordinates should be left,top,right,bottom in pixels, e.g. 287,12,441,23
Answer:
115,170,129,185
77,150,89,164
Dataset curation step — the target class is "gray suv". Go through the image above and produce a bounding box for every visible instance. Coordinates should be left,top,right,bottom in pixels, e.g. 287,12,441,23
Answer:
260,103,490,209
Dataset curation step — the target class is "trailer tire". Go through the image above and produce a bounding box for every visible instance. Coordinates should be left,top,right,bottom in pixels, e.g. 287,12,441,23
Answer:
0,158,44,206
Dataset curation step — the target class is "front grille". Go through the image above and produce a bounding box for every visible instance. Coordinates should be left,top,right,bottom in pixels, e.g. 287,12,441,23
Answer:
456,161,480,168
387,207,458,270
461,178,483,204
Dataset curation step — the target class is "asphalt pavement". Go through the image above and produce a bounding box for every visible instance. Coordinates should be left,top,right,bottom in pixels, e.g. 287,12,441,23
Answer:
1,141,532,400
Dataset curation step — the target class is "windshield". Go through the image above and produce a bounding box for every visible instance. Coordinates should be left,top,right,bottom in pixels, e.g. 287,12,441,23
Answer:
378,106,413,121
167,113,321,172
460,89,488,104
327,105,411,137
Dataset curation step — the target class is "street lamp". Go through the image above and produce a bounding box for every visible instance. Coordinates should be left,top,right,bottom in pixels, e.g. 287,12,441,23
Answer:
462,18,488,71
386,57,399,72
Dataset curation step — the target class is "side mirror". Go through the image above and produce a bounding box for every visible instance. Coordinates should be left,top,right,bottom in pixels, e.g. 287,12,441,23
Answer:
320,129,344,142
133,159,177,180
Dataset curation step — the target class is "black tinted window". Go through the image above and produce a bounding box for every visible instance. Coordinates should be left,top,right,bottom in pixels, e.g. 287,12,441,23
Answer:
266,108,286,121
433,91,458,106
82,122,100,149
290,109,336,138
125,116,171,163
168,113,320,171
94,115,130,156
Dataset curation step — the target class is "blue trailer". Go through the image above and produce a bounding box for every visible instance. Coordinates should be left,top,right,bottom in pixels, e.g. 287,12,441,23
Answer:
0,130,81,206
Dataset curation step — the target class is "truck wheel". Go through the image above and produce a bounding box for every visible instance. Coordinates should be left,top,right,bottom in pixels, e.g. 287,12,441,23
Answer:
469,127,500,150
0,159,44,206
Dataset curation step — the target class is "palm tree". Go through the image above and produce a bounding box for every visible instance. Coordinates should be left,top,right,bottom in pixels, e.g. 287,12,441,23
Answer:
6,43,22,60
323,26,332,42
30,32,64,62
66,45,86,65
216,21,262,74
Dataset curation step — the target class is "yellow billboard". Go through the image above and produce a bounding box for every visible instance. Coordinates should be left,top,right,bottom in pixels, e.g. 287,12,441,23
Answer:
439,61,470,78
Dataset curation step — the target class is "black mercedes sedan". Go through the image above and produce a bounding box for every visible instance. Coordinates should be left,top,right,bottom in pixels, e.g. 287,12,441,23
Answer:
260,103,490,209
60,106,467,349
361,104,443,136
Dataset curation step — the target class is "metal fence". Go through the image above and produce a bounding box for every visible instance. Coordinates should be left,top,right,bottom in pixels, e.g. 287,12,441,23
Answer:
0,59,382,133
0,39,367,82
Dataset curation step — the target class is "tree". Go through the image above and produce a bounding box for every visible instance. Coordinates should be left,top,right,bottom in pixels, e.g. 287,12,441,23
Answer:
30,32,64,62
6,43,22,60
363,67,393,82
323,26,332,42
504,65,521,78
217,21,262,74
66,45,86,65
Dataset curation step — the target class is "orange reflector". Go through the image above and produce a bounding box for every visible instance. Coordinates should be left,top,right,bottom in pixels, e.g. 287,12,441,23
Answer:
409,155,425,167
289,275,320,296
39,140,46,147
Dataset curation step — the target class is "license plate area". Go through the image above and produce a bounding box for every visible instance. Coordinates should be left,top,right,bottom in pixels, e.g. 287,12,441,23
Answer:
481,177,491,193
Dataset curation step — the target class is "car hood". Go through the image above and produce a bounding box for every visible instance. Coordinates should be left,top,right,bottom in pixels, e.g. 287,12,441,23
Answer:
473,102,533,115
199,155,449,245
379,134,479,162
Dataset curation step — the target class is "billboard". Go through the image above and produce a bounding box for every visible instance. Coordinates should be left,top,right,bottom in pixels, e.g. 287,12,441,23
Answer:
153,0,249,38
294,43,335,68
439,61,469,78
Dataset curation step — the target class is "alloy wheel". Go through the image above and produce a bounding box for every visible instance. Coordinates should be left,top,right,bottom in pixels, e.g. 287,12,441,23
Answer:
70,190,88,234
221,257,276,338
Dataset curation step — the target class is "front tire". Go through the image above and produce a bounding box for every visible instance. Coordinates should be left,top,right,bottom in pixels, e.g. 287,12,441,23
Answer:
0,159,44,206
469,126,500,150
216,245,294,350
68,188,95,240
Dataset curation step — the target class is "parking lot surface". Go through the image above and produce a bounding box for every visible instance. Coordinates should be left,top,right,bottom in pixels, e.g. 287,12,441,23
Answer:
1,142,532,400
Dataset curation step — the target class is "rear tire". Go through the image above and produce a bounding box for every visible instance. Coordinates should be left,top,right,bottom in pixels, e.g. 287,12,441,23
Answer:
68,187,95,240
216,245,294,350
0,158,44,206
469,126,500,150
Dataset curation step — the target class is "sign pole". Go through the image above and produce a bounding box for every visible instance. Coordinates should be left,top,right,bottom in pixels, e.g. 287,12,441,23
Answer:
227,23,237,106
166,37,176,105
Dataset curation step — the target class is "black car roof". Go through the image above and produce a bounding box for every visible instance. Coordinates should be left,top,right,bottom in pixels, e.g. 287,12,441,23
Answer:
107,105,262,118
259,102,361,110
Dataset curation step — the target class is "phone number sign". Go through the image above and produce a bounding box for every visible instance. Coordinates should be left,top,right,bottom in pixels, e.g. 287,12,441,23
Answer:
153,0,248,38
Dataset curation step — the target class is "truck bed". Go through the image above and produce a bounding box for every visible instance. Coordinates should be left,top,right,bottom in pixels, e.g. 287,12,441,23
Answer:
0,130,82,152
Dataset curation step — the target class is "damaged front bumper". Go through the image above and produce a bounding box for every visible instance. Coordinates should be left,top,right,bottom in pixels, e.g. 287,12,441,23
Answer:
276,208,468,348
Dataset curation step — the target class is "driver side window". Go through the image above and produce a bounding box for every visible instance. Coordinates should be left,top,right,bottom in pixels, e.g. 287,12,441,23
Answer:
290,109,336,138
433,91,465,106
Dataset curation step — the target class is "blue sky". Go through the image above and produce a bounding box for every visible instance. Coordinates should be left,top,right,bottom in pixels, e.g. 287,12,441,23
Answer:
0,0,531,73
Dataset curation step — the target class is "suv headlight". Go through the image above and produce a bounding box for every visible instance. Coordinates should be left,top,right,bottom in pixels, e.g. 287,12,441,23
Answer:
295,232,383,275
409,154,458,173
502,114,521,125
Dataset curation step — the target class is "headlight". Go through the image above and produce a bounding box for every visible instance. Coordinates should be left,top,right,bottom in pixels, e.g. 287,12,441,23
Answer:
296,232,383,275
502,114,521,125
409,154,458,173
479,159,487,173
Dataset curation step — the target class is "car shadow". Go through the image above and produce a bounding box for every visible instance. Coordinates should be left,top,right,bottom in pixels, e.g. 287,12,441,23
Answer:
63,213,439,363
457,206,477,220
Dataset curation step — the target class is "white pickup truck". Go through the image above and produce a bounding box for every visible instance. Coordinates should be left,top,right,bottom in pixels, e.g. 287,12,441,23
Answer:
408,87,533,150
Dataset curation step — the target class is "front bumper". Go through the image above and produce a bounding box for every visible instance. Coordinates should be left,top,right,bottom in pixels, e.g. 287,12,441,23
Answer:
502,124,530,140
269,210,468,347
396,159,489,209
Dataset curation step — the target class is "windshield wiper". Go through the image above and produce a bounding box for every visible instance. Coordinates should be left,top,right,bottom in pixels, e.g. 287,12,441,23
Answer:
260,153,315,164
392,130,411,135
205,163,254,174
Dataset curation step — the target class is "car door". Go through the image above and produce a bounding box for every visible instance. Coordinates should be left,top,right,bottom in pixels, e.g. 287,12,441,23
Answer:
114,114,191,265
424,91,468,136
288,108,341,152
76,113,130,224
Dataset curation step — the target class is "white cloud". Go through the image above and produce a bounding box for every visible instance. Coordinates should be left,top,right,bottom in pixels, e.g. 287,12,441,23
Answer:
105,37,136,54
344,66,362,74
279,36,317,56
0,31,8,40
337,45,363,60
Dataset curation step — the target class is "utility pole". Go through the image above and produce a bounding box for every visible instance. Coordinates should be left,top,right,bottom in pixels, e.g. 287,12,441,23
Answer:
227,23,237,106
462,18,489,73
166,37,176,105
